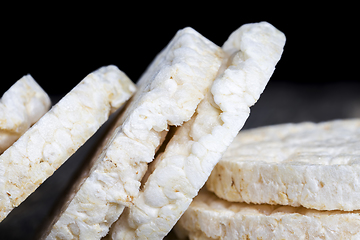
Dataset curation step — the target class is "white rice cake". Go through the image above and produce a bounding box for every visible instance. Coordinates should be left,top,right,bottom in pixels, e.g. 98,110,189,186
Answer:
206,119,360,211
108,22,286,240
44,27,223,240
175,188,360,240
0,75,51,153
0,65,135,221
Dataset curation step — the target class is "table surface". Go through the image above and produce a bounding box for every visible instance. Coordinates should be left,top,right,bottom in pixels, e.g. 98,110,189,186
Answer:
1,81,359,240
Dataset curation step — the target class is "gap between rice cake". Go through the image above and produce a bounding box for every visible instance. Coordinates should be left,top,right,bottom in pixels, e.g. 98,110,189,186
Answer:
0,75,51,154
206,119,360,211
175,188,360,240
0,65,136,222
42,27,223,240
107,21,286,240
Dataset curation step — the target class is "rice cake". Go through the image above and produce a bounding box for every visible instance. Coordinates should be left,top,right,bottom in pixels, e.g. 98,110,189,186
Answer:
108,22,286,240
175,188,360,240
44,27,223,240
0,75,51,153
0,65,135,221
206,119,360,211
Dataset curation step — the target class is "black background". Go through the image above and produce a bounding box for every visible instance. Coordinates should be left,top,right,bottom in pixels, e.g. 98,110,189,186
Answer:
1,5,358,96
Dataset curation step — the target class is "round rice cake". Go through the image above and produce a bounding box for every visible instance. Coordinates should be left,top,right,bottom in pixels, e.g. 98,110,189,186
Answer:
206,119,360,211
175,188,360,240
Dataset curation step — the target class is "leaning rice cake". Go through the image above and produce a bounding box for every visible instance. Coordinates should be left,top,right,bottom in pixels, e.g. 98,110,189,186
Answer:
108,21,285,240
0,75,51,153
0,65,135,221
44,27,223,240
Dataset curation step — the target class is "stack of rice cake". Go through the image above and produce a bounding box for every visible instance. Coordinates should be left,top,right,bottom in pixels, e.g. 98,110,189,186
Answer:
176,119,360,239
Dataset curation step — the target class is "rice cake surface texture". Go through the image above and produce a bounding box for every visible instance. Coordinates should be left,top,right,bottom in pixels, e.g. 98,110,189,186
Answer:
46,27,223,240
0,75,51,153
0,65,135,221
108,21,286,240
175,188,360,240
206,119,360,211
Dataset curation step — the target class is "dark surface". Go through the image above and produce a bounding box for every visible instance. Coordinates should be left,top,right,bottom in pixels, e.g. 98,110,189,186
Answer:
0,5,359,240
